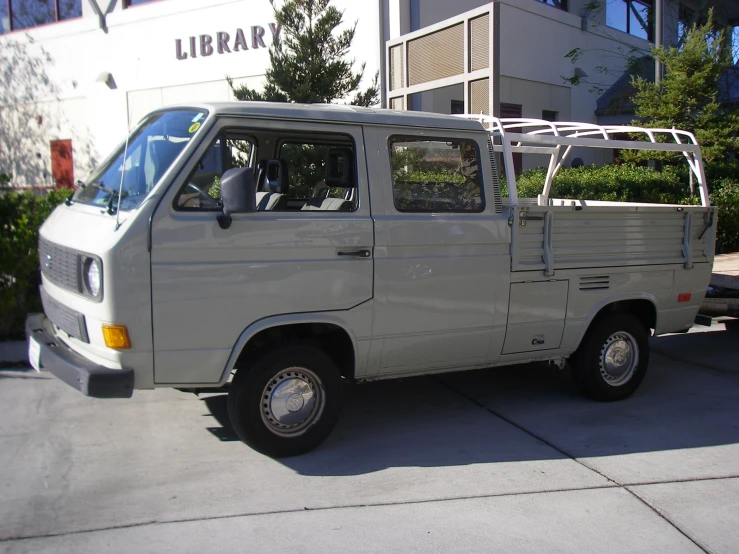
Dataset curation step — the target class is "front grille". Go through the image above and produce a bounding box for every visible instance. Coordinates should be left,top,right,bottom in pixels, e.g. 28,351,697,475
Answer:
39,238,79,293
40,287,89,343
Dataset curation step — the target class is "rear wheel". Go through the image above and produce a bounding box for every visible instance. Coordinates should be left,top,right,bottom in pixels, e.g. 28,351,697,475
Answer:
572,314,649,401
228,342,343,457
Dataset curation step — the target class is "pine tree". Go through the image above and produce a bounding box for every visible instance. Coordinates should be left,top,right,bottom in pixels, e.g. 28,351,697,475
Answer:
626,11,739,168
229,0,379,106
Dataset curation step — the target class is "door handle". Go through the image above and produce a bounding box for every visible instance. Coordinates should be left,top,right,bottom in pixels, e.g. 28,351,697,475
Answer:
337,249,371,258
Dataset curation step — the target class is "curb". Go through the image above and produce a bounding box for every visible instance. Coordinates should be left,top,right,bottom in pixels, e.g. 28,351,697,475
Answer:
0,341,28,364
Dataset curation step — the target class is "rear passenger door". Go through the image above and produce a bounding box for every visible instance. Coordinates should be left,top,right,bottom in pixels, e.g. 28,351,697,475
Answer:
365,127,510,376
149,118,374,385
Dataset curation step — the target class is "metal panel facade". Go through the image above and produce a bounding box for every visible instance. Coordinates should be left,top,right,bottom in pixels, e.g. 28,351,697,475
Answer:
469,14,489,71
389,44,404,91
407,23,464,86
470,78,489,115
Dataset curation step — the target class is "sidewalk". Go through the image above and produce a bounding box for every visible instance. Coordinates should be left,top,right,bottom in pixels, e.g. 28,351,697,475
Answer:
711,252,739,287
1,323,737,553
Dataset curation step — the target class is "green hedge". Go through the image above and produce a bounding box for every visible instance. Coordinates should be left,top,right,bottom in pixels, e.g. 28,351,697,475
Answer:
502,164,693,203
710,179,739,254
0,189,68,340
502,164,738,253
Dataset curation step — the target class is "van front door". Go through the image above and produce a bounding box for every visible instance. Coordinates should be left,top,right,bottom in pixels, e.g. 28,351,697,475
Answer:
149,119,373,384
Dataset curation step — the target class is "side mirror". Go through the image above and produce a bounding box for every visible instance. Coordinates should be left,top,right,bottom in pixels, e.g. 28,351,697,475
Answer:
217,167,256,229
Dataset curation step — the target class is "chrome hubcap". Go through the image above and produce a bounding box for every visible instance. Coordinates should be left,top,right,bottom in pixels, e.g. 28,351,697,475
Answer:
599,331,638,387
261,368,324,437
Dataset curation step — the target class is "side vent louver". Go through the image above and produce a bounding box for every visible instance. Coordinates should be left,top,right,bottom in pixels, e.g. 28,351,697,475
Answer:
486,137,503,214
579,276,610,291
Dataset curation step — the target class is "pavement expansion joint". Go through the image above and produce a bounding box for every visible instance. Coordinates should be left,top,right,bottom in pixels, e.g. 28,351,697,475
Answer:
1,467,735,544
435,376,713,554
626,486,710,554
2,373,734,547
1,485,620,544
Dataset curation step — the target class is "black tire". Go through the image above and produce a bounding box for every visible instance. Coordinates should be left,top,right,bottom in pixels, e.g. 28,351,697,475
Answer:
572,314,649,401
227,342,343,457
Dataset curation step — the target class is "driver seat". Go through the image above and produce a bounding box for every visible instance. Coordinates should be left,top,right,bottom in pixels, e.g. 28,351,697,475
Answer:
256,159,290,211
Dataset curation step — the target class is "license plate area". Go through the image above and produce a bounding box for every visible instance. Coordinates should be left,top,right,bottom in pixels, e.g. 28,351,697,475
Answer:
40,288,89,343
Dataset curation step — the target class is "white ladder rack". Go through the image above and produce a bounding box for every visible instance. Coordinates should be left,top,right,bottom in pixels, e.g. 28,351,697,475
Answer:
458,115,709,208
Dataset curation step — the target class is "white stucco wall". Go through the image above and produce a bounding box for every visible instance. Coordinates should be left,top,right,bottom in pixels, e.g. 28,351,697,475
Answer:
0,0,381,187
1,0,690,187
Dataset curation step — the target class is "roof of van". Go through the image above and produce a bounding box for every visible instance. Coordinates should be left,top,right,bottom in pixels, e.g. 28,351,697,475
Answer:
168,102,486,131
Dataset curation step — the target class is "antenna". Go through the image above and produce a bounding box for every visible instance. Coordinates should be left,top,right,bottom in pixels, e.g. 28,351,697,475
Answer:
115,58,140,231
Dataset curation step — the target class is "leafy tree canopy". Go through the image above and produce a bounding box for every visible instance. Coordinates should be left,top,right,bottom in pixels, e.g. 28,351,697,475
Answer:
625,11,739,168
229,0,379,106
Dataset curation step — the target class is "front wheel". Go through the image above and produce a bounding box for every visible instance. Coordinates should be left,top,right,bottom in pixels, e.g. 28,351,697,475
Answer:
227,342,343,457
572,314,649,401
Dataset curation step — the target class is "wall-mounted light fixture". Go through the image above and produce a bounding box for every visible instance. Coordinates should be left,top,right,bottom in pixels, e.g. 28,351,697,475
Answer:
96,72,117,90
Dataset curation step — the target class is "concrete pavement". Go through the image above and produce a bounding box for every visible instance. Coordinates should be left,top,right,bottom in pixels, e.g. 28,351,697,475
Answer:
1,322,737,553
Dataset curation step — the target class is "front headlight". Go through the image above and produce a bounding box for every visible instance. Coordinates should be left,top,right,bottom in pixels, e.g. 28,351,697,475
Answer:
83,258,102,298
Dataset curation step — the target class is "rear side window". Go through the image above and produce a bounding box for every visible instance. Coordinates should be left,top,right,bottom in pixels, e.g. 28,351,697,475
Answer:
389,137,484,213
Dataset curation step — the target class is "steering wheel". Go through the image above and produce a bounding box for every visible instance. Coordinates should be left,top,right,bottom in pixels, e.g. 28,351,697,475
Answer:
182,183,221,209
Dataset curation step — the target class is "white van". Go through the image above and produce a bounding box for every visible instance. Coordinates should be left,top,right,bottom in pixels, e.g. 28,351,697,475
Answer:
27,103,716,457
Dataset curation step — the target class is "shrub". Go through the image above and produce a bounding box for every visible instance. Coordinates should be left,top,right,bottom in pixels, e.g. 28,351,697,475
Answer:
504,164,692,204
501,163,736,253
710,179,739,253
0,189,67,340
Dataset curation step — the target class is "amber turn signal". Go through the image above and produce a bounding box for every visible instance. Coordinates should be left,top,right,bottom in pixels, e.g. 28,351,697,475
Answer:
102,325,132,349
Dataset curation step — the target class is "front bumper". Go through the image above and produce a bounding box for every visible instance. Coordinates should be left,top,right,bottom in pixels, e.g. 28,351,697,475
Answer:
26,313,134,398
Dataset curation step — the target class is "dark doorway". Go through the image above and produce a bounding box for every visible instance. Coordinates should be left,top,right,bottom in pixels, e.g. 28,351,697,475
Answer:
500,103,523,176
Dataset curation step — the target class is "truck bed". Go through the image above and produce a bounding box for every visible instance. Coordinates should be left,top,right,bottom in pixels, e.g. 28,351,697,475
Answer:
509,201,716,274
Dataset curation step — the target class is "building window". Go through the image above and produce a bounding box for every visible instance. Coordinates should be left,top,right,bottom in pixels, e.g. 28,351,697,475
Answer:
606,0,652,41
450,100,465,114
677,4,698,46
1,0,81,33
1,2,9,33
500,103,523,176
537,0,568,12
389,136,484,213
542,110,558,121
124,0,158,7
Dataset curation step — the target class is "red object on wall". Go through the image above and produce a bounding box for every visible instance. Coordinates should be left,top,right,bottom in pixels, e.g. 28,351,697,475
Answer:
50,140,74,189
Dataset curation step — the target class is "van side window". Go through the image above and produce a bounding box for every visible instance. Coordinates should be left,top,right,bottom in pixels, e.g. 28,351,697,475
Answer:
389,137,484,213
273,141,357,212
175,135,253,210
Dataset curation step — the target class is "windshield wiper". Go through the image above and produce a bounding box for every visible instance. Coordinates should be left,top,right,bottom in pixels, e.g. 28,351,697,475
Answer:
65,180,86,206
89,182,127,215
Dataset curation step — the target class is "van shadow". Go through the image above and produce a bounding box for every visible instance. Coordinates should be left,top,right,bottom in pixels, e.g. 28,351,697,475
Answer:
202,327,739,476
0,368,51,380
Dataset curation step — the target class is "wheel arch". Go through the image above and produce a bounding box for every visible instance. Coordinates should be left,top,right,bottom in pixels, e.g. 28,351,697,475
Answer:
218,313,359,386
574,294,658,353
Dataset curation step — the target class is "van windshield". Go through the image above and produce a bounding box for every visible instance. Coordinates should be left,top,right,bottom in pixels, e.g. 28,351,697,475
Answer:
73,109,207,211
